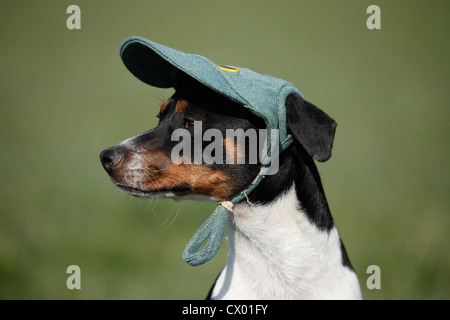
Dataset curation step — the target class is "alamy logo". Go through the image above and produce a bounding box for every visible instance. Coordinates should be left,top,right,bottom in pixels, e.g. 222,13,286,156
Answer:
66,5,81,30
366,265,381,290
170,121,281,175
66,265,81,290
366,5,381,30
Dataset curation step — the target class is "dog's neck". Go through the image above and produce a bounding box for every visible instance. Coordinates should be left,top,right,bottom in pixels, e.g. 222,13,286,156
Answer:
210,145,363,299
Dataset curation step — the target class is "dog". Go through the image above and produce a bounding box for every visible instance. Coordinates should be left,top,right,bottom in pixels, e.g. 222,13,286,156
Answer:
100,72,363,299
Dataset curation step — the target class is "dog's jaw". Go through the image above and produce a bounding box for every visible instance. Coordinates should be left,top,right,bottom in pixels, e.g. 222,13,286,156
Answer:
114,183,176,199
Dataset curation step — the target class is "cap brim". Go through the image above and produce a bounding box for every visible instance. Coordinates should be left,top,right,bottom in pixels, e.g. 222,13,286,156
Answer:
119,36,245,105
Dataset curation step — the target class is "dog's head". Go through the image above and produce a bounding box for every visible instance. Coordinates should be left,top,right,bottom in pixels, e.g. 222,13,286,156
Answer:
100,79,262,200
100,78,336,201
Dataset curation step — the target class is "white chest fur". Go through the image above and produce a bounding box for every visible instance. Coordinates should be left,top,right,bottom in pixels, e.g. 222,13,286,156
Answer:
210,185,362,300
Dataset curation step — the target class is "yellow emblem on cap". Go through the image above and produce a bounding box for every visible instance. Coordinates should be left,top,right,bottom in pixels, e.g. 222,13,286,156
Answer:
218,65,239,73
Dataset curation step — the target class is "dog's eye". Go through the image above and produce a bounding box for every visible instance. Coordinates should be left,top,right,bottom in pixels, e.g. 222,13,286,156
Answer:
184,119,195,129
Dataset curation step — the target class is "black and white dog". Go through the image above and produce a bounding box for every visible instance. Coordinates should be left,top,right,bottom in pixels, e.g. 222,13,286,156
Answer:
100,77,363,299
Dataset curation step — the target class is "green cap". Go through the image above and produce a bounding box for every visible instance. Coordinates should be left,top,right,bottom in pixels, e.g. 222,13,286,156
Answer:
120,36,304,150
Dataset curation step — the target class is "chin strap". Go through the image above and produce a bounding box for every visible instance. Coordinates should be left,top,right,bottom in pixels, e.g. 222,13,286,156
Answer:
182,201,234,266
182,167,269,266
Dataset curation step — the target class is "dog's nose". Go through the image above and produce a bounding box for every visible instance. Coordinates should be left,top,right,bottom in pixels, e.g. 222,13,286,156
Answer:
100,148,125,173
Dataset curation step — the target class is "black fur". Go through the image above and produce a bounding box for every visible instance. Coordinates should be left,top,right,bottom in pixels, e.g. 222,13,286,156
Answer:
286,94,337,162
248,94,336,231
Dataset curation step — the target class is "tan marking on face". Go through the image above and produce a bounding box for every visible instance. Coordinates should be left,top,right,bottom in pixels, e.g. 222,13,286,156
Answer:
164,163,236,199
115,149,238,200
160,100,169,114
223,137,244,164
175,99,189,113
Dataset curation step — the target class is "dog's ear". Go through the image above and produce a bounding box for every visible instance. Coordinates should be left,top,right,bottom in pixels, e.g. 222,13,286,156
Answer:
286,94,337,162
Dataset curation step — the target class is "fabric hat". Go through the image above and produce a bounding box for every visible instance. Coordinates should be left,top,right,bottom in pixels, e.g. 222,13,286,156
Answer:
120,36,304,152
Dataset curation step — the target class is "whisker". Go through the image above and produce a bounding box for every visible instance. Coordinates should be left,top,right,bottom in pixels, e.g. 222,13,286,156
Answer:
149,93,168,106
161,207,180,230
146,197,159,213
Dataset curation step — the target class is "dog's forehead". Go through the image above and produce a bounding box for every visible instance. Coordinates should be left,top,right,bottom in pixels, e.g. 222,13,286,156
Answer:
160,88,265,131
159,100,169,114
164,84,234,114
160,97,207,116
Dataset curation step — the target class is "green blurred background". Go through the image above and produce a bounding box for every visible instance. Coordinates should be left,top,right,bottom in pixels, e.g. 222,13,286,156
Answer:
0,0,448,300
